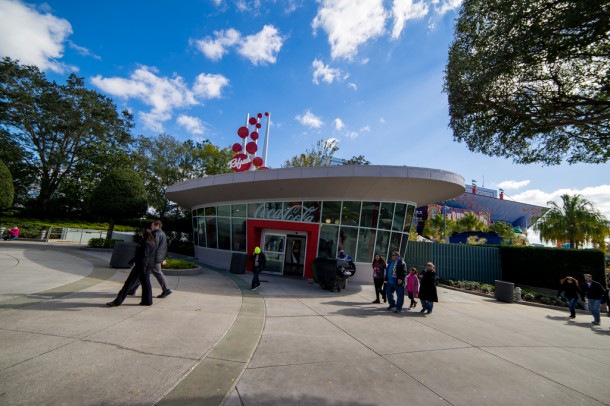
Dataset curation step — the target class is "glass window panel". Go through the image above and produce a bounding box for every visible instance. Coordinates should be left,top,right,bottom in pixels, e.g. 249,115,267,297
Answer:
318,224,338,258
217,204,230,217
360,201,380,228
284,201,302,221
217,217,231,250
400,233,409,261
231,219,246,252
248,202,264,218
389,232,402,257
403,205,415,232
378,202,394,230
204,206,216,216
231,204,247,218
303,201,321,223
338,226,358,258
264,201,284,220
341,201,361,226
392,203,406,231
375,230,391,260
356,228,376,262
197,218,206,247
205,217,217,249
321,201,341,225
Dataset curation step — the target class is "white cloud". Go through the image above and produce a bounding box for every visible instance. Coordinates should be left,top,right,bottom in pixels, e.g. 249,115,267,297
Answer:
177,114,206,135
295,109,323,128
91,66,229,132
512,185,610,220
431,0,463,15
312,0,386,60
334,118,345,130
0,0,74,72
497,180,531,190
346,131,359,139
194,25,283,65
192,28,240,61
312,58,344,85
67,40,100,60
237,25,284,65
391,0,429,39
379,117,386,124
359,125,371,133
348,82,358,90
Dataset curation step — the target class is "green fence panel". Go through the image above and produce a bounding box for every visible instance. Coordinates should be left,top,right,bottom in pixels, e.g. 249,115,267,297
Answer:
405,242,501,284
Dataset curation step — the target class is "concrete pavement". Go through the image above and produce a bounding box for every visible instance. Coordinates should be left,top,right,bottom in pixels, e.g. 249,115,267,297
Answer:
0,241,609,405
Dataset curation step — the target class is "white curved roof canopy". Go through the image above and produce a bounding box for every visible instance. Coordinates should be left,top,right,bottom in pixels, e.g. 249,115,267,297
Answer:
165,165,465,209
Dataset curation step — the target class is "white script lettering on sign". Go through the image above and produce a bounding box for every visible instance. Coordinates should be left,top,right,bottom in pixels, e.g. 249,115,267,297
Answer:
253,204,318,222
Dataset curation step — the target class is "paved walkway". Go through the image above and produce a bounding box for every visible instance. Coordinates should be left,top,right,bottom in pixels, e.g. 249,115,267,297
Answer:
0,241,609,406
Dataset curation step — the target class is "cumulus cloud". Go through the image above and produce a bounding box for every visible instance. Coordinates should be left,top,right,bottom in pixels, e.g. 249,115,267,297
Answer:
334,118,345,130
348,82,358,90
0,0,74,72
391,0,429,39
312,0,386,60
312,58,344,85
194,25,283,65
497,180,531,190
295,109,323,128
511,185,610,220
91,66,229,132
432,0,463,15
192,28,240,61
177,114,206,135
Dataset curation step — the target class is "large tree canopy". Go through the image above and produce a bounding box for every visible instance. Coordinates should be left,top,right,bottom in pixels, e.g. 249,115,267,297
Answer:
282,139,339,167
0,160,14,210
0,57,134,215
444,0,610,165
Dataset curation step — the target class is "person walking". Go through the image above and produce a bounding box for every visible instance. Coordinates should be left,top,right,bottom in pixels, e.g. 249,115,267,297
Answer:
371,253,386,303
128,220,172,298
581,274,606,326
419,262,438,314
557,276,582,319
406,267,420,309
385,251,406,313
250,246,266,290
107,229,155,307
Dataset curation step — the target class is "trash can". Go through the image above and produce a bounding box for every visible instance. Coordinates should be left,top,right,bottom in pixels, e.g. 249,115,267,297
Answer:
229,252,248,274
314,257,343,292
494,280,514,303
109,242,137,268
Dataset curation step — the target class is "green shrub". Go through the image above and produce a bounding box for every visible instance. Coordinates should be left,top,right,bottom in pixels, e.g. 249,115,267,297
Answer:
164,258,197,269
168,241,195,256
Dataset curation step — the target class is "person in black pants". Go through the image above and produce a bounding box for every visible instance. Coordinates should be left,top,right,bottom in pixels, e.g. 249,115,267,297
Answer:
581,274,606,326
106,229,155,307
250,246,266,290
371,253,386,303
557,276,582,319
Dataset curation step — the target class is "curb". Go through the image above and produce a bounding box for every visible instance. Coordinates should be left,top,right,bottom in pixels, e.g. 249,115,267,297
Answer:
163,267,203,276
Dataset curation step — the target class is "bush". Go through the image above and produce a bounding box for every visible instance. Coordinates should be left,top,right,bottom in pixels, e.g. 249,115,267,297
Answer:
164,258,197,269
88,238,120,248
168,241,194,256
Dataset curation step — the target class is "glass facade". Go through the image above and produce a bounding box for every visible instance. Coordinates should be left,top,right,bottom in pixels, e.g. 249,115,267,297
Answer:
192,200,416,262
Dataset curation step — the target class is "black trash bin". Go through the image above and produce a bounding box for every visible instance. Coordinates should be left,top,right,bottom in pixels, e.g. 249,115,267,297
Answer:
230,252,248,274
494,280,514,303
109,242,137,268
314,257,345,292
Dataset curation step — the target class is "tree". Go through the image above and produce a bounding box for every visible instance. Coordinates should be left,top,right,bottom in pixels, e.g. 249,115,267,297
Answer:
133,134,232,218
282,139,338,167
0,57,135,215
89,167,147,240
534,194,610,249
455,212,487,232
444,0,610,165
342,155,370,165
0,160,13,210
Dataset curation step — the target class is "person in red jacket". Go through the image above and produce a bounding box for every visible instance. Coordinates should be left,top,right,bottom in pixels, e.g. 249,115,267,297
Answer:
3,226,19,240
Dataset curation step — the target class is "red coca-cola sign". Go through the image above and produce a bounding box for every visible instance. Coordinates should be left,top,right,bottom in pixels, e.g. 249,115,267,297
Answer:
230,153,252,172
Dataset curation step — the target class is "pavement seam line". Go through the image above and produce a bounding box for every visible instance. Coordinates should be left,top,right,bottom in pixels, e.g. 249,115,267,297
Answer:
155,268,265,406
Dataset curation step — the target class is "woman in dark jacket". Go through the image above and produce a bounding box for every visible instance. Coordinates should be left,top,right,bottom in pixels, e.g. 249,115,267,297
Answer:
107,229,155,307
371,253,386,303
419,262,438,314
557,276,582,319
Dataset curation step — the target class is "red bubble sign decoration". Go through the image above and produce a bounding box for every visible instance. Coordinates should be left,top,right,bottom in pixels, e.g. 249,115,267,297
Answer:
230,112,271,172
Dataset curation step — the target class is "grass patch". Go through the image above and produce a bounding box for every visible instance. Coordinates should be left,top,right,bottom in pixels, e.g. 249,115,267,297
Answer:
164,258,197,269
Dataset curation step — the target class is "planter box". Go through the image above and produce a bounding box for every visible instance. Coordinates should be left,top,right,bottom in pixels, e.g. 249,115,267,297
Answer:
494,280,514,303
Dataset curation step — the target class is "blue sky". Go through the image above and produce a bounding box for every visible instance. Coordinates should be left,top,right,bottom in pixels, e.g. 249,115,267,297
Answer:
1,0,609,233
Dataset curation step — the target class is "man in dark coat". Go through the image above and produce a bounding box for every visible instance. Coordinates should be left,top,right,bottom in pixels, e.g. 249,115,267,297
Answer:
385,251,407,313
581,274,606,325
419,262,438,314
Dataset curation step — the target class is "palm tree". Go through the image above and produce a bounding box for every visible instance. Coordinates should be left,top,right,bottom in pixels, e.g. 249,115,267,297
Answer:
534,194,609,249
456,212,487,232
